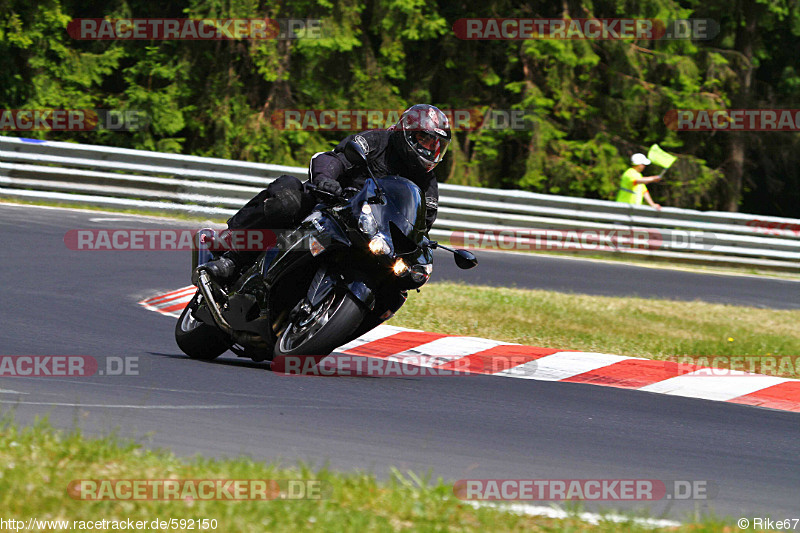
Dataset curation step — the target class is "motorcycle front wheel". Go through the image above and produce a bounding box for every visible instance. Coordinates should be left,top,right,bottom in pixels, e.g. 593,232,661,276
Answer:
273,290,365,357
175,292,233,360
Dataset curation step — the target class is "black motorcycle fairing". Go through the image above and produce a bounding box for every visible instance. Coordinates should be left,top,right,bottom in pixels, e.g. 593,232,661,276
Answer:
346,176,429,256
261,211,350,287
378,177,427,238
183,174,435,360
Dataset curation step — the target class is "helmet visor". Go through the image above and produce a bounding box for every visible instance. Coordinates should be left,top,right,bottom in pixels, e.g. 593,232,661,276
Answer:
405,130,450,167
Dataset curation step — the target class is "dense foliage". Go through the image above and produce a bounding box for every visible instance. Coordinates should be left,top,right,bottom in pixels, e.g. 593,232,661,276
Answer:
2,0,799,216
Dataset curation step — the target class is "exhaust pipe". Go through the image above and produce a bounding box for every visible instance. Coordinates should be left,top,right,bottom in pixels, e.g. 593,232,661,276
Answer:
195,270,270,351
196,270,234,335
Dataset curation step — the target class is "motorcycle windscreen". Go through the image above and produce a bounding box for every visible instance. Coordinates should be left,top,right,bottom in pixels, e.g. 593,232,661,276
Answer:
368,176,427,242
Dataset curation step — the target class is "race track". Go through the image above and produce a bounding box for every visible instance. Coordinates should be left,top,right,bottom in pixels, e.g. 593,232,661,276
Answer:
2,203,799,520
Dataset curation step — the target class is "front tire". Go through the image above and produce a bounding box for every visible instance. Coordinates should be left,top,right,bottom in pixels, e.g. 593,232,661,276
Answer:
274,291,365,357
175,292,233,360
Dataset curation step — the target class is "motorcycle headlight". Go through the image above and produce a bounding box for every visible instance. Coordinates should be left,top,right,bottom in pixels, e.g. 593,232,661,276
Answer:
410,263,433,284
358,203,378,236
368,235,391,255
392,258,408,276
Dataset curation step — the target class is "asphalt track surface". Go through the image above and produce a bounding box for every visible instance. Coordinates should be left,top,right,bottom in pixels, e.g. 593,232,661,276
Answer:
2,203,799,521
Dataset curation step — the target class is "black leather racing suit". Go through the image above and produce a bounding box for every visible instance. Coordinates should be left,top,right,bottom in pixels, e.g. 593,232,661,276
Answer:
309,129,440,231
222,128,440,266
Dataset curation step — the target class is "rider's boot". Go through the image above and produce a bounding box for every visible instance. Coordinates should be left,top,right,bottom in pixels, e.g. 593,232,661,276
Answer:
199,187,305,283
200,251,240,281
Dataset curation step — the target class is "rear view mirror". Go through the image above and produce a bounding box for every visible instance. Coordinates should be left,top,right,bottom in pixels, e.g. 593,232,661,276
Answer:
344,140,368,167
453,249,478,269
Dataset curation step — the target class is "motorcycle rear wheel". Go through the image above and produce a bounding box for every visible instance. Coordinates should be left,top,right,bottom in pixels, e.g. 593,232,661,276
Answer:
175,292,233,360
274,291,365,357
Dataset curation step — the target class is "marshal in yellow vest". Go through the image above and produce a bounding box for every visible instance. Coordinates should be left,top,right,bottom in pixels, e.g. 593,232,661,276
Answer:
616,168,648,205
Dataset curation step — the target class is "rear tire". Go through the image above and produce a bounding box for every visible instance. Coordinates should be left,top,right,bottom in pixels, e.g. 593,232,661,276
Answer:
175,292,233,360
274,291,365,358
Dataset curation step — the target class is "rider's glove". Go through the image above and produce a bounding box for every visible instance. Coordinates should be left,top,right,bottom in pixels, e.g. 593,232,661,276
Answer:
317,179,343,196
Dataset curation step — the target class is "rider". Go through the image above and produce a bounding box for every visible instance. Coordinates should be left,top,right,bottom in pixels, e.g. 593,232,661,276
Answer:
202,104,452,279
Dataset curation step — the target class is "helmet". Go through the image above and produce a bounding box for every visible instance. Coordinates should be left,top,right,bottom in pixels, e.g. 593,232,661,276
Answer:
393,104,451,172
631,153,651,166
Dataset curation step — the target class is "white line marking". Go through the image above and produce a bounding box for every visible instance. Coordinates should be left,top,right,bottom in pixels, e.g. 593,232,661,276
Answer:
89,217,165,223
467,501,681,528
0,377,273,398
0,400,386,411
0,202,190,222
0,400,257,409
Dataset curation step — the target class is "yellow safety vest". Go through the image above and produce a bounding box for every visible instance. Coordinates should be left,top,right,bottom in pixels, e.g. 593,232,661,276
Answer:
616,168,648,205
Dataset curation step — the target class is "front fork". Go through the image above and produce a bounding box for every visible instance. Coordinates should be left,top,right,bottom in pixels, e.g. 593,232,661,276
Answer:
305,265,377,312
302,265,407,335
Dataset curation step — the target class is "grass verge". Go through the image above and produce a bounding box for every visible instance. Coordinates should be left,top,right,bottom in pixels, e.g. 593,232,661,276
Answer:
388,282,800,378
0,418,737,532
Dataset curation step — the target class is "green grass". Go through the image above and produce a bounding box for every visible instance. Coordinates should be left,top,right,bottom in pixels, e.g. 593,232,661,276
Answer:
0,418,740,532
389,282,800,378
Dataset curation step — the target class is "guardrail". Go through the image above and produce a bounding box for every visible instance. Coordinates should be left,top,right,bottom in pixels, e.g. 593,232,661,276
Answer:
1,135,799,271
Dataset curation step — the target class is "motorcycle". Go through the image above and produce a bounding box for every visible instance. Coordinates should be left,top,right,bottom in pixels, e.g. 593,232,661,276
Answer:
175,140,477,363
